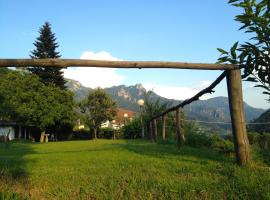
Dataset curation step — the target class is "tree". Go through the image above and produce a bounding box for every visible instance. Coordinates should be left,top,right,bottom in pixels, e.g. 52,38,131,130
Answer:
80,88,117,139
29,22,66,89
0,71,76,138
141,91,170,140
217,0,270,101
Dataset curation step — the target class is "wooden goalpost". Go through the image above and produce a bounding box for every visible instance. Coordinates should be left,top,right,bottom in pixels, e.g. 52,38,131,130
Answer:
0,58,250,166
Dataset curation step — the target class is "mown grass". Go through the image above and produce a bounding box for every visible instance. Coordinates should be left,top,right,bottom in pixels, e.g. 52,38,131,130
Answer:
0,139,270,200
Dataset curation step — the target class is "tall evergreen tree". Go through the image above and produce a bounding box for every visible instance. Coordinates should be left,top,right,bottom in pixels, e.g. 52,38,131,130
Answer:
29,22,66,88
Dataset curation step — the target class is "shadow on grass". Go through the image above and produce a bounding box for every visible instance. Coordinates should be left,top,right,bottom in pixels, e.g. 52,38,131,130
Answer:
0,140,35,189
111,139,233,164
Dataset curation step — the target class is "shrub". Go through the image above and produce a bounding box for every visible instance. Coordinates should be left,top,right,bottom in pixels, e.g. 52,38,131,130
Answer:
247,132,261,145
122,118,141,139
185,131,234,155
72,129,91,140
99,128,121,139
185,131,212,148
248,132,270,151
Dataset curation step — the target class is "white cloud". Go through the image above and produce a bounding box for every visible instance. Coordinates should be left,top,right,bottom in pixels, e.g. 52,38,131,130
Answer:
144,80,213,101
63,51,125,88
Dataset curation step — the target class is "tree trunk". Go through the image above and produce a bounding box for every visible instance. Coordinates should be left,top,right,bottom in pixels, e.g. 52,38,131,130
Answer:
93,128,97,140
162,115,166,141
176,108,184,146
153,119,158,141
226,69,250,166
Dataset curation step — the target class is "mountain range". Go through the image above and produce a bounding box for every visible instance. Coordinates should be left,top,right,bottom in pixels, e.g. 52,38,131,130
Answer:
66,79,265,134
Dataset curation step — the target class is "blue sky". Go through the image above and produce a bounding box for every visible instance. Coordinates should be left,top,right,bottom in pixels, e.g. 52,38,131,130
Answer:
0,0,269,109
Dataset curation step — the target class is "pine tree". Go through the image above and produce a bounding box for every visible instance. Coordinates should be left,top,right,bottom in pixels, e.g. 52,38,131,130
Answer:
29,22,66,89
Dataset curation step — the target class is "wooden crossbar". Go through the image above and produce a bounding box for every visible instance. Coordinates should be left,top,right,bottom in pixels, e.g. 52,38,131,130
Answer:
0,59,238,70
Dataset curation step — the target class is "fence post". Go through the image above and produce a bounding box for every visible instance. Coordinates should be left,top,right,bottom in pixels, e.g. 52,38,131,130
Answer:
176,108,184,146
149,121,153,141
226,69,250,166
162,115,166,140
153,118,158,141
18,125,22,139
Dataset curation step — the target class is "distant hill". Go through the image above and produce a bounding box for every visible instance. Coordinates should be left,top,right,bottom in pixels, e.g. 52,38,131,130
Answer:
66,79,265,133
248,109,270,133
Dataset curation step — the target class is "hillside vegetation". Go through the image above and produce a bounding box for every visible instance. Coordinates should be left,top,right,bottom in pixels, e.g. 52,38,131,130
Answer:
249,109,270,133
0,140,269,200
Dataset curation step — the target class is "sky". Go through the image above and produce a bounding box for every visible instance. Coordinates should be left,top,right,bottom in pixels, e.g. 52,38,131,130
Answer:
0,0,269,109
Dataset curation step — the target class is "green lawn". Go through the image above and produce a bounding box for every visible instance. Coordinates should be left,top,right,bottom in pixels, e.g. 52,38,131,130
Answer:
0,139,270,200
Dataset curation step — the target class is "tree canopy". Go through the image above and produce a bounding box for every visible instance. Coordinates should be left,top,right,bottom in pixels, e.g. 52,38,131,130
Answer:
218,0,270,102
80,88,117,139
0,71,76,132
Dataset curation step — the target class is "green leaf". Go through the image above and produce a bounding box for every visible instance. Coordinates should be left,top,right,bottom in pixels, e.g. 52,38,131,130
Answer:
244,77,258,82
262,91,270,95
231,42,239,52
254,85,270,90
217,48,228,54
228,0,239,3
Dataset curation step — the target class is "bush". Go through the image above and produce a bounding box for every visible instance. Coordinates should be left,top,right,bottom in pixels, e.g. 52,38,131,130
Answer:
185,131,234,155
99,128,122,139
211,134,234,154
258,133,270,151
248,132,270,151
72,129,91,140
247,132,261,145
185,131,212,148
122,118,141,139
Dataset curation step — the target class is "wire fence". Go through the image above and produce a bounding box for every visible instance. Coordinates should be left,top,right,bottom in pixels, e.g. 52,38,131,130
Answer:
153,117,270,125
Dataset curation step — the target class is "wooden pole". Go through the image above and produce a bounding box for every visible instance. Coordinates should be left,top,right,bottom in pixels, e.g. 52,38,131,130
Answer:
226,69,250,166
153,118,158,141
0,59,238,70
18,125,22,139
149,121,153,141
162,115,166,141
176,108,184,146
152,71,227,120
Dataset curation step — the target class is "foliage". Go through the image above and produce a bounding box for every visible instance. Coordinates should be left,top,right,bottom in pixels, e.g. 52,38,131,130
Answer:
79,88,117,139
99,127,122,139
0,140,270,199
72,129,92,140
248,131,270,151
185,130,212,148
29,22,66,89
122,118,141,139
141,91,171,138
248,109,270,133
248,131,270,164
185,126,235,155
217,0,270,101
0,67,9,78
0,71,76,133
142,91,170,120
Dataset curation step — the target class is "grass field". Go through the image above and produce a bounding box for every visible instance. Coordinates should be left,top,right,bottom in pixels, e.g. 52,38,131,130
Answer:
0,139,270,200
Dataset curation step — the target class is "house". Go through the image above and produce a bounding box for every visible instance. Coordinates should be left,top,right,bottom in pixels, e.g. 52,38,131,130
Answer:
101,108,136,130
0,121,35,141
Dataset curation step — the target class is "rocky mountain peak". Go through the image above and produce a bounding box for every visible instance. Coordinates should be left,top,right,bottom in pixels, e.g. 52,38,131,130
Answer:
117,88,131,100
